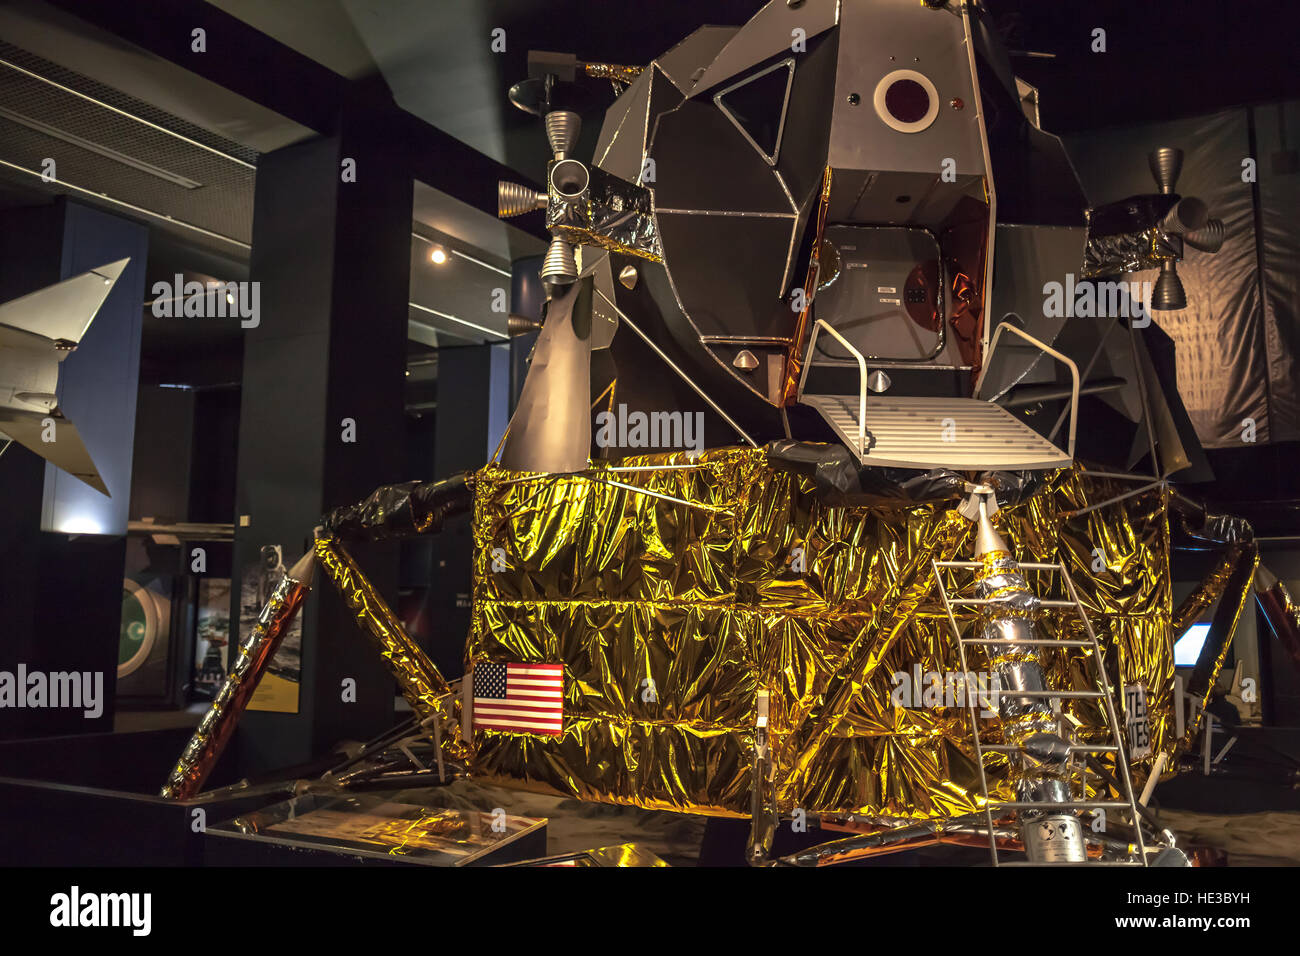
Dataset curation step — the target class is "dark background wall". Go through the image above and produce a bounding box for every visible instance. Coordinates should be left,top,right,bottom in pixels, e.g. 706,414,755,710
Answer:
0,199,147,740
1064,104,1299,448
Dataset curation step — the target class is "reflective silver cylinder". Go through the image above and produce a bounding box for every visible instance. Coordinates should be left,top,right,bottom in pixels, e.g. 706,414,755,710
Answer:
973,508,1084,863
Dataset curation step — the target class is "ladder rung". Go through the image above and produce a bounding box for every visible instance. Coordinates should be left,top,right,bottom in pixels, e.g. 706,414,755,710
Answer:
998,861,1144,867
961,638,1092,647
933,558,1146,867
980,744,1120,754
992,801,1132,810
935,561,1064,571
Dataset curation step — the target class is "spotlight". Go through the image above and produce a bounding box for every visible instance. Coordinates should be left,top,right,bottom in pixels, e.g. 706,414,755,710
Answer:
225,291,235,305
430,246,448,264
58,515,104,535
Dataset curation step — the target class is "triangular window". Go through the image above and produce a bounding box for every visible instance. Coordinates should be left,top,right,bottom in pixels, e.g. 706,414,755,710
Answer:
714,59,795,165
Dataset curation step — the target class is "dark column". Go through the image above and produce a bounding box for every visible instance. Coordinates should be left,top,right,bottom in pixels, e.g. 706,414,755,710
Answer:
0,199,147,740
233,100,412,773
422,343,509,679
0,207,62,738
412,258,536,678
509,255,545,410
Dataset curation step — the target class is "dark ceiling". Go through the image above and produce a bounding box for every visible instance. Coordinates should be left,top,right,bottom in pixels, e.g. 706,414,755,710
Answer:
202,0,1300,185
204,0,769,185
989,0,1300,133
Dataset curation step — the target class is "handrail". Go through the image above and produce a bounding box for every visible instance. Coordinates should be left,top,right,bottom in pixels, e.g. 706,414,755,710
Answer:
976,318,1080,461
798,318,866,456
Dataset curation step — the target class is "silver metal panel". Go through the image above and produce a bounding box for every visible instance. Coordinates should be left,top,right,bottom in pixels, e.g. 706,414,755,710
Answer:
593,66,653,179
654,25,738,95
813,225,960,364
828,2,985,177
980,224,1088,402
802,394,1070,469
581,251,619,350
499,280,593,474
691,0,837,95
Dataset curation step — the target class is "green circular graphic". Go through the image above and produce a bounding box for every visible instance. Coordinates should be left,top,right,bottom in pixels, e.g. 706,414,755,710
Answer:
120,592,146,665
119,580,159,678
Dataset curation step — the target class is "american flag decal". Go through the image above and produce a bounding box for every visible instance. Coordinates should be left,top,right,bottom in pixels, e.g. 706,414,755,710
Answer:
472,662,564,736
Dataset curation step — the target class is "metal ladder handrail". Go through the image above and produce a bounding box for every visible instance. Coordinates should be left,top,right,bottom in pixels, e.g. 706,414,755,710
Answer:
975,320,1081,461
933,556,999,865
930,557,1149,866
796,318,867,456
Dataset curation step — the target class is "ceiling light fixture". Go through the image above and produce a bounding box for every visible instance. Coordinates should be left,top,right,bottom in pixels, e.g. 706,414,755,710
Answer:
430,246,448,264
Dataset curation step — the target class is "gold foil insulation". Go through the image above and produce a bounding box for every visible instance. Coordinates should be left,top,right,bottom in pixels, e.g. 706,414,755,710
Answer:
161,564,313,799
314,533,466,759
781,166,833,403
1175,541,1258,739
468,448,1177,820
1171,545,1241,637
582,62,645,86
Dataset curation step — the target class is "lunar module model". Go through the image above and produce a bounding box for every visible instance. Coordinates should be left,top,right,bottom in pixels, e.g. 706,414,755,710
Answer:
163,0,1290,866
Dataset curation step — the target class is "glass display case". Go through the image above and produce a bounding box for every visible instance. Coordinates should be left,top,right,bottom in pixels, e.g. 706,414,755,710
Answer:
206,790,546,866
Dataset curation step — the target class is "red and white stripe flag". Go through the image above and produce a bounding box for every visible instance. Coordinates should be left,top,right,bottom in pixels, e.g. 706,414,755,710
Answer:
472,661,564,736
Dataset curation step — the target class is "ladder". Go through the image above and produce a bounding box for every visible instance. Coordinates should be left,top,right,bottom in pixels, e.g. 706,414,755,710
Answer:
930,558,1149,866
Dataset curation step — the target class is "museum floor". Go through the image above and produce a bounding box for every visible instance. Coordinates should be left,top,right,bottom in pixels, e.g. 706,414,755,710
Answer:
106,706,1300,866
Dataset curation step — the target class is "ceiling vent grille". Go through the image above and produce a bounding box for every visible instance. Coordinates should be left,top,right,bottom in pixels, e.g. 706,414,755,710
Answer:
0,41,256,255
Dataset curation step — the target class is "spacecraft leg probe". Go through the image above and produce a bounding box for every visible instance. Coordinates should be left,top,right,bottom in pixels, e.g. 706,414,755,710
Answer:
955,487,1139,864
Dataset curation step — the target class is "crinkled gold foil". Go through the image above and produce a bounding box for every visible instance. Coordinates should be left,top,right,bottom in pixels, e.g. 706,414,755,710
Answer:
1179,542,1258,740
582,63,644,85
467,449,1175,820
314,533,466,758
1171,547,1238,638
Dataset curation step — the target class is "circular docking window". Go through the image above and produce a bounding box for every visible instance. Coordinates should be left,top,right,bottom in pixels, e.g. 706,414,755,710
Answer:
873,69,940,133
